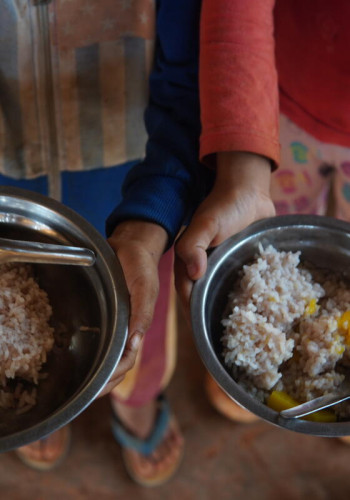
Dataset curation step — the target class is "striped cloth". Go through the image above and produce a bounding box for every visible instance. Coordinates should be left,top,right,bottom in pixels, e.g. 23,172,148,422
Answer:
0,0,155,186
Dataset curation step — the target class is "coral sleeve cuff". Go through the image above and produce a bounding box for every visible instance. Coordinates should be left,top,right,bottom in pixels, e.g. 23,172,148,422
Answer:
200,130,280,169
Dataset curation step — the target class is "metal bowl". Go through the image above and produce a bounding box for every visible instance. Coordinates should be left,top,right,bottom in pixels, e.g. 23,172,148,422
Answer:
191,214,350,437
0,187,129,451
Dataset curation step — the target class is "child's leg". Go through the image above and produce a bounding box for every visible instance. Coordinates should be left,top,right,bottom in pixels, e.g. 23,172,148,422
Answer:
271,114,332,215
111,248,177,406
109,248,184,485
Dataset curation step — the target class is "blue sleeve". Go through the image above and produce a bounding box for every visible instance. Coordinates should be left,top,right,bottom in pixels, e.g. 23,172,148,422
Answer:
106,0,214,244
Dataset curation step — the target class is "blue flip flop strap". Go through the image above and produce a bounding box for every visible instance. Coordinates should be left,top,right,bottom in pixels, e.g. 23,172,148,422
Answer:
111,395,170,456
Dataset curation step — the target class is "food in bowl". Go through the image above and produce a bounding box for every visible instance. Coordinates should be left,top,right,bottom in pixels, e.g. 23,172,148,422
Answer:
221,244,350,419
0,263,55,413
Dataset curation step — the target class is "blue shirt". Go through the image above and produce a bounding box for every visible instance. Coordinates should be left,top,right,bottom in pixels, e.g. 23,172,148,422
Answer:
106,0,214,244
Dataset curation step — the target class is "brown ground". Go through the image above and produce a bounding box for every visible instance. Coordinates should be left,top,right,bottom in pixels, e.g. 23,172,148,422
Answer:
1,304,350,500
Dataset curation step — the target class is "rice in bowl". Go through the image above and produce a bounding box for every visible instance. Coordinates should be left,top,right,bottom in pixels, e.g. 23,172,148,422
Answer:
0,263,55,413
221,245,350,419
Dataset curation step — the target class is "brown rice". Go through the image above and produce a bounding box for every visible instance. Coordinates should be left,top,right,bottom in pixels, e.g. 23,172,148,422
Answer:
0,263,55,412
221,245,350,417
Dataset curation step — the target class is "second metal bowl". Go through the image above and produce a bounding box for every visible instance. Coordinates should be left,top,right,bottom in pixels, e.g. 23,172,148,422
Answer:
191,214,350,437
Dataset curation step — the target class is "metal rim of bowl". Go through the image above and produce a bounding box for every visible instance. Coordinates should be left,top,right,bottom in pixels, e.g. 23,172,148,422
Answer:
191,214,350,437
0,187,129,451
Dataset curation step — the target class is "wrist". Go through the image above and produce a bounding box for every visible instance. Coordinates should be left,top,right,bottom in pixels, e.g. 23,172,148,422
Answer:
216,151,272,193
109,220,169,259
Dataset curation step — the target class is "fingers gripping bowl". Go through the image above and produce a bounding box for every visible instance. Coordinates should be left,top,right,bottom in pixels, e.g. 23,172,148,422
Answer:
191,215,350,437
0,187,129,451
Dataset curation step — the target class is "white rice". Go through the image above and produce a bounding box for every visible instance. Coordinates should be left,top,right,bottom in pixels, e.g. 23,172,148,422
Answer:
0,263,55,411
221,245,350,417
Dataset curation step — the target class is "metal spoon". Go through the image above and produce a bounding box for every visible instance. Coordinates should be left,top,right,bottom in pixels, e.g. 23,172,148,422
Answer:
0,237,95,267
280,378,350,419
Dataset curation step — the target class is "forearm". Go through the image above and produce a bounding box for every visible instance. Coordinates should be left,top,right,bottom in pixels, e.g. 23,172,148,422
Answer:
200,0,279,167
108,220,168,263
215,151,272,193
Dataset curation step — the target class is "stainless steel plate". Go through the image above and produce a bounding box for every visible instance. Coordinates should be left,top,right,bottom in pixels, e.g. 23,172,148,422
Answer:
191,214,350,437
0,187,129,451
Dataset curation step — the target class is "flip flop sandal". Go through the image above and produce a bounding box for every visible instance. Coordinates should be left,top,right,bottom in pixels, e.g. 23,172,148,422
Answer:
15,424,71,471
111,394,184,487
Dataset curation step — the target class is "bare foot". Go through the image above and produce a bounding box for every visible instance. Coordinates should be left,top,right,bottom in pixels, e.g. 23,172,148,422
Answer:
15,425,71,471
205,373,259,423
338,435,350,445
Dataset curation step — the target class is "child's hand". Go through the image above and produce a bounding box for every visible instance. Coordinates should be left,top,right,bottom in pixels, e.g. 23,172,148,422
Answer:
101,220,168,394
175,152,275,318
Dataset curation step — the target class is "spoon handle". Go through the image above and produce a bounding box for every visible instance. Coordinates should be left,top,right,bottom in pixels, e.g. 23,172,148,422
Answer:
280,391,350,419
0,237,95,267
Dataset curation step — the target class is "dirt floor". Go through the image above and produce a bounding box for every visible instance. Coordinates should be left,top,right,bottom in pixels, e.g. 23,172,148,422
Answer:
1,305,350,500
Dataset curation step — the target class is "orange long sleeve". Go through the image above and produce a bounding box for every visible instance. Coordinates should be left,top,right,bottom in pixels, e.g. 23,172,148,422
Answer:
200,0,350,167
199,0,279,167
